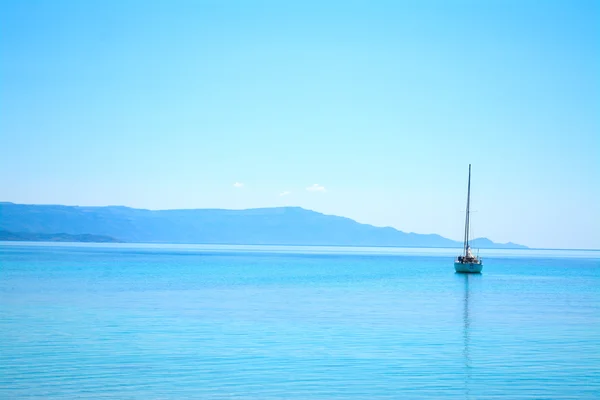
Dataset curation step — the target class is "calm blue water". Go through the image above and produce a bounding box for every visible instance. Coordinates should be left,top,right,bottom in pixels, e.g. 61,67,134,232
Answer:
1,243,599,399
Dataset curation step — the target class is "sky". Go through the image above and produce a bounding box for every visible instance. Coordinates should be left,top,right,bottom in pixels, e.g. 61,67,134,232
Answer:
1,0,598,249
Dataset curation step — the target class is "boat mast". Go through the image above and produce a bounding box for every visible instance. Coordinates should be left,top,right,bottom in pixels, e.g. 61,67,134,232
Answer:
463,164,472,256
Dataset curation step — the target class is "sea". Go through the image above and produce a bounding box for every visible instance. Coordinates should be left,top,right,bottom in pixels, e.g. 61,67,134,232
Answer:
1,242,599,399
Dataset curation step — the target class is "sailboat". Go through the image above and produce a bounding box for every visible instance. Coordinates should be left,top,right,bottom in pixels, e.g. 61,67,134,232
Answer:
454,164,483,273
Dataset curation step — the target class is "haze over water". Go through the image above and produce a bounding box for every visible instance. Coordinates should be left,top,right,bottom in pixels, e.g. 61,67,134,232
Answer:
1,243,599,398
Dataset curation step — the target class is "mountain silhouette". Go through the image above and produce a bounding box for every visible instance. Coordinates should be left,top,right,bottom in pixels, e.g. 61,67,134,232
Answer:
0,202,526,248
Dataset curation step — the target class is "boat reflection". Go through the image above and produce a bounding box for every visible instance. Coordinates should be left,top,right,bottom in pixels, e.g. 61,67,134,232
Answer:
462,273,474,398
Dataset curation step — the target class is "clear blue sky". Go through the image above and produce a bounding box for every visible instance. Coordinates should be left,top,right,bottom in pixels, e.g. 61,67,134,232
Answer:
1,0,598,249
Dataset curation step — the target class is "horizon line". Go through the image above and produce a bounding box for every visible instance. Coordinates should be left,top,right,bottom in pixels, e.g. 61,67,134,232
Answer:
0,240,598,252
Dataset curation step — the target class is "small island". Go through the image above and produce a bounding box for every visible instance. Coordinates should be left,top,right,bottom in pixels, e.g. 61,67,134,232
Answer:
0,230,121,243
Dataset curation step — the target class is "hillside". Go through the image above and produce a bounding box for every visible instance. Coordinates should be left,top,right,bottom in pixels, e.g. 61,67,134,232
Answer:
0,202,527,248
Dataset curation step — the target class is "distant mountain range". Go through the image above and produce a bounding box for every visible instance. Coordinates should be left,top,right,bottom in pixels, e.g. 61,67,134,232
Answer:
0,202,527,248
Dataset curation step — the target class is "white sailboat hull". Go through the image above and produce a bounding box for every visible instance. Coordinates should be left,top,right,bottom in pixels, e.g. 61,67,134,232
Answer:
454,261,483,273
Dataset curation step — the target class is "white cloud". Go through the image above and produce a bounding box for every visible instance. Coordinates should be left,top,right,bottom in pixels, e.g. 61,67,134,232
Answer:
279,191,291,196
233,182,244,188
306,184,326,192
